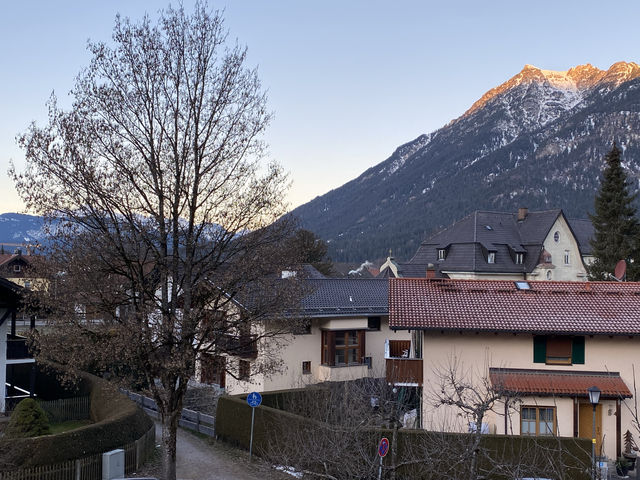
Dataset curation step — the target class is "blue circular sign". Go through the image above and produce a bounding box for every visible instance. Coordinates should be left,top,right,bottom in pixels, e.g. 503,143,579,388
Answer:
247,391,262,408
378,437,389,457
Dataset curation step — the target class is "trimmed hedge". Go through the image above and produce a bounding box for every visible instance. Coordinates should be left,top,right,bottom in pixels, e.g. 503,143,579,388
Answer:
216,392,592,480
0,370,153,468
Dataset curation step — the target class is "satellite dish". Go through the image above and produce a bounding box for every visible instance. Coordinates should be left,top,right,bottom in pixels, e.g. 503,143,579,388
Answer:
614,260,627,281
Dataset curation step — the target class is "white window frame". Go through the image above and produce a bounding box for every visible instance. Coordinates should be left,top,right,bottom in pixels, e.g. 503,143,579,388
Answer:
487,252,496,264
438,249,446,260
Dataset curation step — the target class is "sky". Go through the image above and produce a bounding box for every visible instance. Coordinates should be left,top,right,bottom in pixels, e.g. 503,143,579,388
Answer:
2,1,640,214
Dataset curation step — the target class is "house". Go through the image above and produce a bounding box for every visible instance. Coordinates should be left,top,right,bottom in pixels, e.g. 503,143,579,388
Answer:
380,208,594,281
0,277,36,412
196,277,412,395
388,277,640,459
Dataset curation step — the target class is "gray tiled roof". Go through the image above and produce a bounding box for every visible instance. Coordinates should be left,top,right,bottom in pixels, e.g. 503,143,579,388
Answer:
405,210,574,275
300,278,388,316
569,218,594,256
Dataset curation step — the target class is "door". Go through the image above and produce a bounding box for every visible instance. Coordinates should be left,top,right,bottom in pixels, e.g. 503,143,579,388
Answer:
579,403,603,455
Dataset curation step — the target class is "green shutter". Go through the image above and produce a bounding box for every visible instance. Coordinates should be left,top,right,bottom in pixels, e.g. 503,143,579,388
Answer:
533,336,547,363
572,336,585,364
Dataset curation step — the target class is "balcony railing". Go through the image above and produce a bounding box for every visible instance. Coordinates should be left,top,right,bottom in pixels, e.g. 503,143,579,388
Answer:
7,335,32,360
385,358,423,386
216,334,258,359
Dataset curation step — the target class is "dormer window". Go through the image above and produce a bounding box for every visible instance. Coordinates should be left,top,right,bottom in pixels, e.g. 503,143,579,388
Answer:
438,249,446,261
487,252,496,264
515,253,524,265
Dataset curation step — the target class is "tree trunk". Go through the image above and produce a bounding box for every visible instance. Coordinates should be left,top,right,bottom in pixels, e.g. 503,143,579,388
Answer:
161,411,179,480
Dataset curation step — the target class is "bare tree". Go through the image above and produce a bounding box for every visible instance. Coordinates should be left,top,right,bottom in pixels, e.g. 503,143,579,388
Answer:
11,4,302,479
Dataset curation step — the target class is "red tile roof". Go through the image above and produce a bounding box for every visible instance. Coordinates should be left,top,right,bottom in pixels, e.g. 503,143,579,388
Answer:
389,278,640,335
489,368,632,398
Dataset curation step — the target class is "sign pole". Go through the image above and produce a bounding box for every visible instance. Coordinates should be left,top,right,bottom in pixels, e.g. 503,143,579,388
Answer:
246,392,262,462
250,406,256,461
377,437,389,480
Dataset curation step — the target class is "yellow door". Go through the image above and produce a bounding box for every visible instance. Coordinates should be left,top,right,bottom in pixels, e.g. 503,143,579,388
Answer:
579,403,603,455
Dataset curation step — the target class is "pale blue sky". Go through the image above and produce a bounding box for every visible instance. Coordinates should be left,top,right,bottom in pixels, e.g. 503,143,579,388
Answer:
2,1,640,214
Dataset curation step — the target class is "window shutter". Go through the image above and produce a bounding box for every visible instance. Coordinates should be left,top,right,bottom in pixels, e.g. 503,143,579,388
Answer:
328,331,336,366
572,336,585,364
358,330,366,363
533,336,546,363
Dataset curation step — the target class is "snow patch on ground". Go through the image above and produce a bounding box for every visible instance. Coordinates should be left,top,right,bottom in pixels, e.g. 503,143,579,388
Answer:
275,466,303,478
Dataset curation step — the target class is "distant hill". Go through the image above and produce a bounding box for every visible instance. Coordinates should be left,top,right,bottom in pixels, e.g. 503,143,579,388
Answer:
0,213,46,248
289,62,640,262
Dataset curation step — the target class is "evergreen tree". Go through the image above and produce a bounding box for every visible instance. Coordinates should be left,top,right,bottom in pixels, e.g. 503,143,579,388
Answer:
588,143,640,280
289,229,334,276
6,398,50,438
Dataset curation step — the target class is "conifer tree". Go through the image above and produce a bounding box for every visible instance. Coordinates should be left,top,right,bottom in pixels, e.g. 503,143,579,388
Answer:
588,143,640,280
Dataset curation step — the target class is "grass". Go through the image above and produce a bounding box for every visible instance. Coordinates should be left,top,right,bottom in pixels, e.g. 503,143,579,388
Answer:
49,419,92,434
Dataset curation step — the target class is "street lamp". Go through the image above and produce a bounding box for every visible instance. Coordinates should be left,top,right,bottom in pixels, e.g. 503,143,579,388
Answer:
588,386,601,480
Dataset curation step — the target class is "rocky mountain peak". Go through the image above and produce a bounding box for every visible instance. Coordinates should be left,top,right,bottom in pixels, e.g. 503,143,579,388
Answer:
465,62,640,117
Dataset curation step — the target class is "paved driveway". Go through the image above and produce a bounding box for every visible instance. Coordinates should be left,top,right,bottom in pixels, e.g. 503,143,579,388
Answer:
138,422,291,480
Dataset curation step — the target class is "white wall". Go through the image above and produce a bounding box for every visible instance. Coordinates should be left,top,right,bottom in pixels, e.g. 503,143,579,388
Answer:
421,332,640,457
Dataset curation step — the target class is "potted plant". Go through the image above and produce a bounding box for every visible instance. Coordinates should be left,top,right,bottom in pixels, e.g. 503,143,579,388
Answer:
616,455,631,477
624,430,638,471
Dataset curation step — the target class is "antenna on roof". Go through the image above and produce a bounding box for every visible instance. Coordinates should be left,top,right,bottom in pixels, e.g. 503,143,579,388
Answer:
610,260,627,282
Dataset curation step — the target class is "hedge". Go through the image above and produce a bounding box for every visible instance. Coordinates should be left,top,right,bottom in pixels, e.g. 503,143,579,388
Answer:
0,369,153,468
216,392,592,480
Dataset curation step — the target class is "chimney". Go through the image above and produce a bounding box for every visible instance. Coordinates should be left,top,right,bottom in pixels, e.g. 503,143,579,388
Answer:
517,207,528,221
426,263,436,279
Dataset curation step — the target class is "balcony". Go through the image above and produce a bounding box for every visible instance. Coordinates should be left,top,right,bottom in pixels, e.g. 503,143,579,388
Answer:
7,335,32,361
216,334,258,359
385,339,422,386
385,358,423,386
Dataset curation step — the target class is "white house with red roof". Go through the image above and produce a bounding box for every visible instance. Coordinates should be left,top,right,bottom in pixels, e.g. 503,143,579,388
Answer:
388,277,640,459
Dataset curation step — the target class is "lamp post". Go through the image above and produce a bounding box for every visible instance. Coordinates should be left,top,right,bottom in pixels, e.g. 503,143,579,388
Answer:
588,386,601,480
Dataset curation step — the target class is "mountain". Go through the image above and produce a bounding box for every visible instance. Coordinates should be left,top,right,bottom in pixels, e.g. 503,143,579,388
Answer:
289,62,640,262
0,213,46,248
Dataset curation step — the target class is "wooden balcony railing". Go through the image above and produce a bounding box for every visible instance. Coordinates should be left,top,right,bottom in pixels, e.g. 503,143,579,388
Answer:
386,358,423,386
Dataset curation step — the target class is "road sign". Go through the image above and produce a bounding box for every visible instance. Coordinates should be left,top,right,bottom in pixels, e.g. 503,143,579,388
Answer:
378,437,389,457
247,391,262,408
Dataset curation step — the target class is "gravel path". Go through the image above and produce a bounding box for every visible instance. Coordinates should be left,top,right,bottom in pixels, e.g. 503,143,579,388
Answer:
135,421,292,480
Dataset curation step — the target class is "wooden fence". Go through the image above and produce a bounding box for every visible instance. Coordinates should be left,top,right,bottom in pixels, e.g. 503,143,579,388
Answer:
122,390,215,437
0,423,156,480
38,397,90,423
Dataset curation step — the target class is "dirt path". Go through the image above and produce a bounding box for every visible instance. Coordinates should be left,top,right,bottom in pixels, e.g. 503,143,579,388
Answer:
136,422,291,480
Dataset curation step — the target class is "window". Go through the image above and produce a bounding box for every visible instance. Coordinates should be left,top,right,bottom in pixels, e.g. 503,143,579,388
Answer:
554,231,560,242
438,249,446,260
515,253,524,265
546,270,552,280
13,264,21,273
564,250,570,265
302,361,311,374
487,252,496,264
201,355,226,388
239,360,251,381
368,317,381,331
533,336,585,365
321,330,365,366
521,406,555,436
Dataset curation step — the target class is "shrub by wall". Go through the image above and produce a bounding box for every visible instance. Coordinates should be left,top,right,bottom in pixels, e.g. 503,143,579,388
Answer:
0,370,153,468
216,393,591,480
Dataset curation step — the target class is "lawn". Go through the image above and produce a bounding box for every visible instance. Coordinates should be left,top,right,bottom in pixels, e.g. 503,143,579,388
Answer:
49,419,92,434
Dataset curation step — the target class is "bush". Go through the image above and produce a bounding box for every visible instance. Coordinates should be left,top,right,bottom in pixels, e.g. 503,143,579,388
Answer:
6,398,51,438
